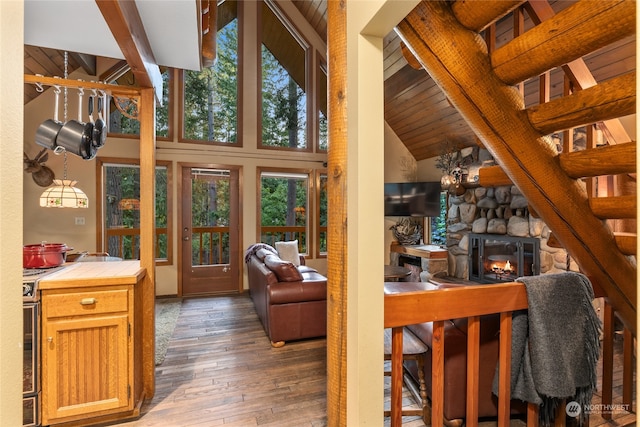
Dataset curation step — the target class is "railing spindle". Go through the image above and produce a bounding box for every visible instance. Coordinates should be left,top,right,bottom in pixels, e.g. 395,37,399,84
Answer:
466,316,481,427
431,320,445,426
497,311,512,427
601,301,615,420
390,327,404,427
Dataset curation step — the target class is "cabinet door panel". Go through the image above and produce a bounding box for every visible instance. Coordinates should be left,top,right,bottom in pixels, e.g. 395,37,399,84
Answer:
42,314,131,423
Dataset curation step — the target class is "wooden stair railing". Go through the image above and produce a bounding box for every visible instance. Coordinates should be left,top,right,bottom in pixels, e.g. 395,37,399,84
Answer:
384,283,636,427
395,0,637,333
385,283,529,427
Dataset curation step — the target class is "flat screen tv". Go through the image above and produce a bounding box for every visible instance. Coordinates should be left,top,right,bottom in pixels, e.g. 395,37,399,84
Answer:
384,181,441,217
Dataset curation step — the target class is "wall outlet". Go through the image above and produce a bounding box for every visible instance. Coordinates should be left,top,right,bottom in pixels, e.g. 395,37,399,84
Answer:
75,217,85,226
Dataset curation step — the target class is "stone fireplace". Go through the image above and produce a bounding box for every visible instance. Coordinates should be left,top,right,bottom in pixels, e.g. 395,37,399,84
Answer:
443,149,576,281
468,233,540,283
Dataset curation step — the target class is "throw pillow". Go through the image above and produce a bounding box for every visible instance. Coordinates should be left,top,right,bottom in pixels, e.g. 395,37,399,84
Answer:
275,240,300,266
264,254,303,282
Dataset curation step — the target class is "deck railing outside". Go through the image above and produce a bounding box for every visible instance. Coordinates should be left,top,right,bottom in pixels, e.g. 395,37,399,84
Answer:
260,226,307,253
106,225,313,263
105,227,168,260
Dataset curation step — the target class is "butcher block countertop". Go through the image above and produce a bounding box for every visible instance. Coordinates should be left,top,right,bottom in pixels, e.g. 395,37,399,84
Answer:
38,260,146,290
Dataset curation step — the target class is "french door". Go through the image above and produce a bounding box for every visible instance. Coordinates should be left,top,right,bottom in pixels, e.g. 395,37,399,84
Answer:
180,165,240,296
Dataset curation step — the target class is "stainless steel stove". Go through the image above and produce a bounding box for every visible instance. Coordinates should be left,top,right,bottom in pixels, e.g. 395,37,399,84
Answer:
22,264,68,426
22,266,66,302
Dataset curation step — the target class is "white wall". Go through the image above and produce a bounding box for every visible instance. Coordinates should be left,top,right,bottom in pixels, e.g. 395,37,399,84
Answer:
0,1,25,425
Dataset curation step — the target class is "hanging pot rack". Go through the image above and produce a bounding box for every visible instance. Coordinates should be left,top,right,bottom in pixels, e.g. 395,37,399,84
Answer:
24,73,141,120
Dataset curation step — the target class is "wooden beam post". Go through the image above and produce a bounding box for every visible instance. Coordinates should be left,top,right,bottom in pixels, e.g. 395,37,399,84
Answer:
327,1,348,425
139,87,156,397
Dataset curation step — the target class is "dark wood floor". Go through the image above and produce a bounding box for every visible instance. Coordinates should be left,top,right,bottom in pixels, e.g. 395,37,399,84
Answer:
115,294,635,427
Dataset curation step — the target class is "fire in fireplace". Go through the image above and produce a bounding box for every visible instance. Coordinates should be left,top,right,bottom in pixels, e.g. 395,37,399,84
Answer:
469,233,540,283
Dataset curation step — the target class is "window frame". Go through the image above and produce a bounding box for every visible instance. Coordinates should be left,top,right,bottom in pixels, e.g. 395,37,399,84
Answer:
257,0,313,152
316,53,328,153
315,170,328,258
257,167,313,256
178,3,242,147
96,157,173,266
102,66,174,142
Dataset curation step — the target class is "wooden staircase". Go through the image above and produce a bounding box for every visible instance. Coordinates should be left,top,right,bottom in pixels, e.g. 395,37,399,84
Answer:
394,0,637,333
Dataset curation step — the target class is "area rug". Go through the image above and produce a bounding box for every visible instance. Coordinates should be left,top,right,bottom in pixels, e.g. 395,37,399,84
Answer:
155,298,182,365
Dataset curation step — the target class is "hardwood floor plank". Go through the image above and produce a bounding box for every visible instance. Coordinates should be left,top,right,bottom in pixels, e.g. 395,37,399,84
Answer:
112,294,633,427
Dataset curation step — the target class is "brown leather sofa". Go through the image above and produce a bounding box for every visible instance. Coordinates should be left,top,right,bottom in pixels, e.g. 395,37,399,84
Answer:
394,280,525,424
245,244,327,347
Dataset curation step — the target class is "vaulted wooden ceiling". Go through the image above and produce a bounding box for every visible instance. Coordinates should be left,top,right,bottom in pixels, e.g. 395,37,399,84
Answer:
24,0,635,161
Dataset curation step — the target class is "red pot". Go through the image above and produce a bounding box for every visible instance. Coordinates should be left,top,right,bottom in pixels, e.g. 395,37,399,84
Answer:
23,243,69,268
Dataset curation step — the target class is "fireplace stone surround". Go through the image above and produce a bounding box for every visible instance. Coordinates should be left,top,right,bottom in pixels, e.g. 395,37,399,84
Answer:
445,173,576,281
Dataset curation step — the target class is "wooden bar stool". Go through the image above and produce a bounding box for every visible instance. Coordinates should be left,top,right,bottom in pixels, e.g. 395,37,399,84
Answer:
383,327,430,424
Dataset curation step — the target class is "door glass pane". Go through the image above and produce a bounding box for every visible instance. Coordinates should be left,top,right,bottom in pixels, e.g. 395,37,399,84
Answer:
191,169,231,266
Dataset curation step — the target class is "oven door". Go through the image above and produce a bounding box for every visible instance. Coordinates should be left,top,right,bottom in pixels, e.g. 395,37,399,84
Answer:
23,301,40,426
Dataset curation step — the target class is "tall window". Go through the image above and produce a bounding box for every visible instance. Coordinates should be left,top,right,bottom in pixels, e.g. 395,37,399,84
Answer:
430,191,447,245
259,170,309,253
317,172,328,256
98,159,172,265
260,2,308,149
107,68,171,138
317,59,328,152
182,1,239,144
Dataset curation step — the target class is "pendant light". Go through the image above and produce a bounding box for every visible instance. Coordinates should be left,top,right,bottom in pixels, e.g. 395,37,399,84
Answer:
39,51,89,208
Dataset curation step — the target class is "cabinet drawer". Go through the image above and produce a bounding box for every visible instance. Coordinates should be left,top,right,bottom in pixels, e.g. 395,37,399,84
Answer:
44,289,129,318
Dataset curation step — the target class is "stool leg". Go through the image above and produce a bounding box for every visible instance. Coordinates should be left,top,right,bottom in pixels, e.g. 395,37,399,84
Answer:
417,355,430,424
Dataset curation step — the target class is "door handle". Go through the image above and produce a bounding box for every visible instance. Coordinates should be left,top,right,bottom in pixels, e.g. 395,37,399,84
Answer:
183,236,190,241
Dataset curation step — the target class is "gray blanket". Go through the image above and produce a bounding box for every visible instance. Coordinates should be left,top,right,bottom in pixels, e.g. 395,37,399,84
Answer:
493,272,601,425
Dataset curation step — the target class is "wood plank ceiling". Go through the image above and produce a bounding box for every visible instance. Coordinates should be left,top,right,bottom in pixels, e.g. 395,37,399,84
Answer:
24,0,636,161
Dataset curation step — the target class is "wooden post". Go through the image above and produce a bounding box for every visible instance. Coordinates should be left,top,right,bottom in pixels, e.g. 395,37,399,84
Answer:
139,87,157,397
327,0,348,425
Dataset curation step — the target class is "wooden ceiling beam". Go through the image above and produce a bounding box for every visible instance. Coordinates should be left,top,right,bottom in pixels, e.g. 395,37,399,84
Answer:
527,71,636,136
95,0,163,103
492,0,635,85
451,0,525,32
201,0,217,68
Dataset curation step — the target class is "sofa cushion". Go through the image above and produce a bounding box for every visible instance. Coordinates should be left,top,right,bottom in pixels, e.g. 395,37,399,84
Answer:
275,240,301,266
268,272,327,304
264,254,304,282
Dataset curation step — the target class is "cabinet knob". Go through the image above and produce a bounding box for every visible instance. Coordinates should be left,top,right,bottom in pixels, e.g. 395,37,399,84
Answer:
47,337,53,343
80,298,97,305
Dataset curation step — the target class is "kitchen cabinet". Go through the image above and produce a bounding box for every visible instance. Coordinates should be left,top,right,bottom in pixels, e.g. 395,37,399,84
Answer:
38,261,145,426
